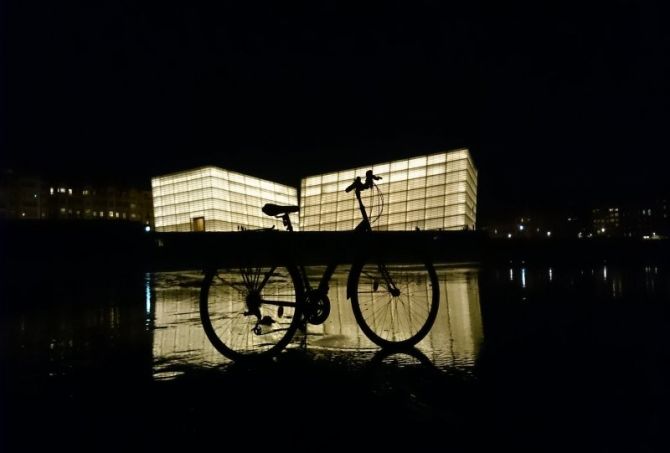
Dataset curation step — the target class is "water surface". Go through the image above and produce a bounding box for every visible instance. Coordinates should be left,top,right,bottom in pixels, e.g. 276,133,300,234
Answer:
2,262,669,451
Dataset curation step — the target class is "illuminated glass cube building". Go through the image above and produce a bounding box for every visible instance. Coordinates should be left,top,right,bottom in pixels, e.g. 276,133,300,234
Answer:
152,167,298,232
300,149,477,231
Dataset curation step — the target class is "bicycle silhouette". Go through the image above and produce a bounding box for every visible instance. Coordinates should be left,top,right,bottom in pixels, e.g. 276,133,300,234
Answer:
200,170,440,360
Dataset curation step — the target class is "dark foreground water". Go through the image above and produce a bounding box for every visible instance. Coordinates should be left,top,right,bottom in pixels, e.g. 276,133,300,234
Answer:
1,263,669,451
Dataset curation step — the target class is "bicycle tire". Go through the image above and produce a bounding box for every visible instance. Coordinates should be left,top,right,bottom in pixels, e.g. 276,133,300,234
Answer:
200,264,304,361
350,260,439,349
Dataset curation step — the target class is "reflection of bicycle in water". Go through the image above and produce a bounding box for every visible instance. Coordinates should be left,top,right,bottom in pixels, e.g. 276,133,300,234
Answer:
200,170,440,361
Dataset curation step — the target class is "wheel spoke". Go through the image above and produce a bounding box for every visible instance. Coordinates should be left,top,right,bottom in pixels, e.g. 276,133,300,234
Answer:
352,262,439,347
200,265,302,359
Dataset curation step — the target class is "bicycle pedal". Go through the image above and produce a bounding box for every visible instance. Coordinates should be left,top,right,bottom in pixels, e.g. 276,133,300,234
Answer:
259,315,275,326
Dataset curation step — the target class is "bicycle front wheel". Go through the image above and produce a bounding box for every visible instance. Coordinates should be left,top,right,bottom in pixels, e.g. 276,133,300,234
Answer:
350,261,439,349
200,265,304,360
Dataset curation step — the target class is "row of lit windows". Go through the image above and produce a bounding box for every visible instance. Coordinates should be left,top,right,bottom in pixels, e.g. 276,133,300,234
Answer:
302,150,475,186
302,167,476,193
304,191,474,209
301,172,477,200
153,182,295,199
50,187,72,195
155,201,276,217
154,216,292,231
299,194,475,216
154,204,296,224
300,186,477,212
303,171,477,197
152,169,296,197
303,206,468,224
155,218,281,232
55,208,141,220
153,167,263,186
49,187,143,198
154,191,293,209
156,215,278,228
303,202,468,219
302,215,470,231
155,210,290,225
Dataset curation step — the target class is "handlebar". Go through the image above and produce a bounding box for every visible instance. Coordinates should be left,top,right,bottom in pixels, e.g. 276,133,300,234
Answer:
345,170,382,193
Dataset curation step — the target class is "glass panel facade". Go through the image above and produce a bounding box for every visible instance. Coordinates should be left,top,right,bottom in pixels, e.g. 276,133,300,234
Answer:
299,149,477,231
152,167,298,232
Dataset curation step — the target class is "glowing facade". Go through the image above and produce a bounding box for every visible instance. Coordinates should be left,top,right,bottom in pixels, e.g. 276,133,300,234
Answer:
300,149,477,231
152,167,298,232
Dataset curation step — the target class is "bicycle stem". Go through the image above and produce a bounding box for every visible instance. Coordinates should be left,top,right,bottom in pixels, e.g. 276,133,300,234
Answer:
355,187,372,232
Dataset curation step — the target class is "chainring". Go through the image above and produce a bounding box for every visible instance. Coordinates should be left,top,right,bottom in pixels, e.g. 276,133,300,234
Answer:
305,290,331,325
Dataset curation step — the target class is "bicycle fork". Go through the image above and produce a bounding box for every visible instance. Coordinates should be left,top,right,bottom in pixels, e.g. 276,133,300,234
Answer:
376,263,401,297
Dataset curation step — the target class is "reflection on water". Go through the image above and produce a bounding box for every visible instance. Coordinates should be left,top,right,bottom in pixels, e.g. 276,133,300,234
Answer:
3,261,669,451
4,262,667,382
150,265,484,375
300,265,483,370
499,262,668,301
0,274,152,382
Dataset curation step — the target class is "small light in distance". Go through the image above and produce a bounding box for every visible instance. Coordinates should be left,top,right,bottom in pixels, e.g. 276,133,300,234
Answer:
145,226,151,232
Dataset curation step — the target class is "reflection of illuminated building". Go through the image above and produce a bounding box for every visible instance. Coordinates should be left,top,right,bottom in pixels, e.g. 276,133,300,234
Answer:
307,266,483,367
151,267,483,370
431,268,483,365
300,149,477,231
151,272,229,367
151,167,298,232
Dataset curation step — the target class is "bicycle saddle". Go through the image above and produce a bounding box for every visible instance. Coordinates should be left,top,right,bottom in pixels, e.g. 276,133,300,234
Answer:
262,204,299,217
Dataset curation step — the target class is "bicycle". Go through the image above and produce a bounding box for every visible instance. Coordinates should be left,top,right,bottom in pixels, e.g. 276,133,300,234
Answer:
199,170,440,360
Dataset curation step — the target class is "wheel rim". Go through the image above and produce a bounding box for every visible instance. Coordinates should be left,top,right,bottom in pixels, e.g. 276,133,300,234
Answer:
200,266,302,359
353,262,439,347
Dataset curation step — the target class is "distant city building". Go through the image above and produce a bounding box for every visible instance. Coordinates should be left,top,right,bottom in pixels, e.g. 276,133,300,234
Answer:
0,170,46,219
152,166,298,232
0,170,153,226
591,207,622,237
592,200,668,239
483,216,558,239
45,184,153,226
484,200,669,240
299,149,477,231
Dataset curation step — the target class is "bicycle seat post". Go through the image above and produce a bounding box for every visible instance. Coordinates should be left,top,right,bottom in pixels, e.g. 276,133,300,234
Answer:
282,213,294,231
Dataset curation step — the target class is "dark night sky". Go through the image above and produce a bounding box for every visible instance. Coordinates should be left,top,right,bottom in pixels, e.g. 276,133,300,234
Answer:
2,0,669,221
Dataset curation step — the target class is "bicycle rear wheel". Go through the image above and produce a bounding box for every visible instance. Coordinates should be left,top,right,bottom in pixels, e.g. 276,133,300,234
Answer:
200,265,304,360
350,261,439,348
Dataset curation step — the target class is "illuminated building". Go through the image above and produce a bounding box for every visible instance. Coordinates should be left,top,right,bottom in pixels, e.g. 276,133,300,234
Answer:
152,166,298,232
300,149,477,231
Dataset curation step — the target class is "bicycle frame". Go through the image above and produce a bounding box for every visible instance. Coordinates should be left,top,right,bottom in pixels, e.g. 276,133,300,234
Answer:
275,175,390,306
